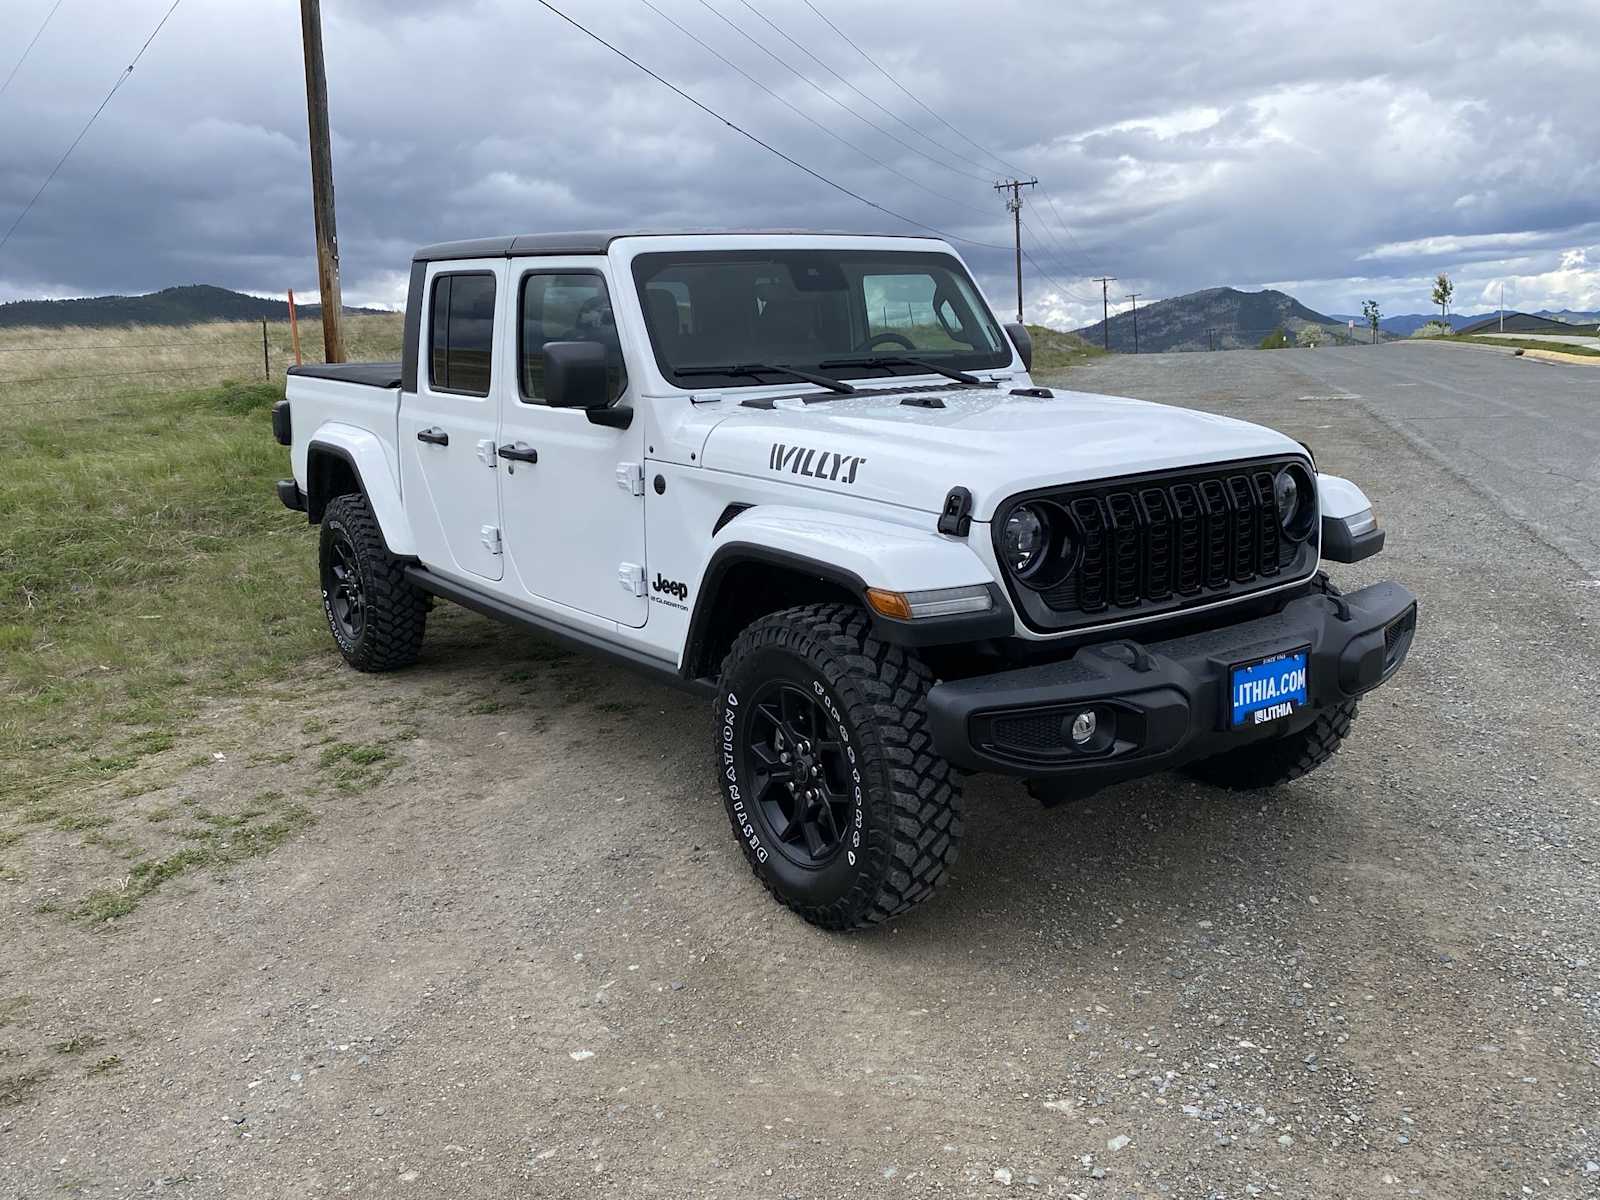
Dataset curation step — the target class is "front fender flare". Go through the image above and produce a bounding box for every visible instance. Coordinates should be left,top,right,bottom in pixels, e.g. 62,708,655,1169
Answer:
684,506,1013,672
304,424,416,558
1317,472,1384,563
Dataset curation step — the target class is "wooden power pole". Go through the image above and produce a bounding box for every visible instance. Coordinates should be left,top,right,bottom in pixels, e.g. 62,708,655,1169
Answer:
300,0,345,363
994,178,1037,324
1093,277,1116,350
1125,293,1141,354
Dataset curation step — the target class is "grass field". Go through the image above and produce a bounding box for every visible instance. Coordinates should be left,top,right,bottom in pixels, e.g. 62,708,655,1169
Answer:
1446,333,1600,358
0,314,404,917
1,313,1104,920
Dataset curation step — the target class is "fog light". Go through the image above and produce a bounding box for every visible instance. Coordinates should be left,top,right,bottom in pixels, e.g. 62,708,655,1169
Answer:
1069,710,1097,745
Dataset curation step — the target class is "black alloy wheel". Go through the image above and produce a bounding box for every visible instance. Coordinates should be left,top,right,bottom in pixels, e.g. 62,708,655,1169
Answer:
742,679,855,868
324,527,367,643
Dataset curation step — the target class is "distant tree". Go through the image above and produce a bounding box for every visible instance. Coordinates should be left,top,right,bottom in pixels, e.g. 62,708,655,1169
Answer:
1361,299,1381,345
1259,327,1290,350
1431,272,1454,321
1296,325,1324,348
1411,320,1453,338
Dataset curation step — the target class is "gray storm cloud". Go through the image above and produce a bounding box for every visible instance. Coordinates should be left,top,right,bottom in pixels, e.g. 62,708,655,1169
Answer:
1,0,1596,325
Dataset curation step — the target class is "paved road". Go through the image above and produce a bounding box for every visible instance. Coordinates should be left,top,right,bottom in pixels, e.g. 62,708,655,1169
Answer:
1077,341,1600,578
5,345,1600,1198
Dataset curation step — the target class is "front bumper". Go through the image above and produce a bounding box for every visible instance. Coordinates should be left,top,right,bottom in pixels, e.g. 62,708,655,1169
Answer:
926,580,1417,788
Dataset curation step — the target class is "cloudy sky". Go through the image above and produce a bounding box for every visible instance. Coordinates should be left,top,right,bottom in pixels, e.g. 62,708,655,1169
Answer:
1,0,1597,327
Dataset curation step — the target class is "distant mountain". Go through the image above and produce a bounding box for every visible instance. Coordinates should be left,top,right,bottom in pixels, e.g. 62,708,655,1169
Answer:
1325,309,1600,337
0,284,389,328
1072,287,1343,353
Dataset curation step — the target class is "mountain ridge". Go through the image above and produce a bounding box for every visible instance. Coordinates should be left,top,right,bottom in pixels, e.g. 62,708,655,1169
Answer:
0,284,391,329
1071,287,1341,353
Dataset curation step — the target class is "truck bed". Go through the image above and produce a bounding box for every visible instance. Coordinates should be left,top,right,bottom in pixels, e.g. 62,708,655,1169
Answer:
286,362,402,389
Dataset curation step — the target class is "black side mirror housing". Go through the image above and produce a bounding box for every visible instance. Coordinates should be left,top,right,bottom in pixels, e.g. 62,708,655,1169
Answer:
543,341,612,409
1004,322,1033,371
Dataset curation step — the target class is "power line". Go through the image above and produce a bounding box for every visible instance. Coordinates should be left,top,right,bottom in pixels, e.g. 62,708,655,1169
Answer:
735,0,1000,184
801,0,1028,180
1018,216,1096,303
1,0,67,98
693,0,995,198
797,0,1103,283
533,0,1010,252
0,0,185,257
640,0,987,218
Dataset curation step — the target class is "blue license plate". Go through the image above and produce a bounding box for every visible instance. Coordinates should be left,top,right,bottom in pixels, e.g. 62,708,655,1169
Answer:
1229,649,1309,728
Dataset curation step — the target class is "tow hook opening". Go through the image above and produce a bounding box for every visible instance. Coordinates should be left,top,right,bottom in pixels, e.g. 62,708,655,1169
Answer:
1383,604,1418,673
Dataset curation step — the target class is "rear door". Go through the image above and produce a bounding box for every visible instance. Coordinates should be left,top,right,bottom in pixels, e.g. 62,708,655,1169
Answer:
494,260,648,626
399,264,505,581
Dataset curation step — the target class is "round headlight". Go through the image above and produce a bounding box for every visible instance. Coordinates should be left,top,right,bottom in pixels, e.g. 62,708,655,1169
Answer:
1002,505,1047,575
1274,464,1316,541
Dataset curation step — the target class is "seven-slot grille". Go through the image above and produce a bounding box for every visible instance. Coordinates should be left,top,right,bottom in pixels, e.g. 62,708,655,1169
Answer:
1002,459,1316,632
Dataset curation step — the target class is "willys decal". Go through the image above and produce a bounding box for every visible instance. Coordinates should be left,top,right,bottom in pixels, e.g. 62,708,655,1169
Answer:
768,442,867,485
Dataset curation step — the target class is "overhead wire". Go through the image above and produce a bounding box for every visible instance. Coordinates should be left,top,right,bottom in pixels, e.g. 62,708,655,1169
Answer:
533,0,1011,252
0,0,67,99
0,0,186,256
639,0,990,219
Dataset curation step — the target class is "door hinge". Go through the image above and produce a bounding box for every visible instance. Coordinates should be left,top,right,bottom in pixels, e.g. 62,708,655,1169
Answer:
616,461,645,496
618,562,645,597
481,525,503,555
476,438,498,468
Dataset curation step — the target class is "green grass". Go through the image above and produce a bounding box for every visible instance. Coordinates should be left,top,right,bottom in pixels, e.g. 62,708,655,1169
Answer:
1446,335,1600,358
0,319,410,914
1026,325,1107,373
0,379,328,816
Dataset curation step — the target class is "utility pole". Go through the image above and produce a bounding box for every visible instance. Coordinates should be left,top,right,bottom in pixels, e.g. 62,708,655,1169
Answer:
300,0,345,363
1093,276,1116,350
1125,293,1141,354
1499,282,1505,333
993,178,1037,324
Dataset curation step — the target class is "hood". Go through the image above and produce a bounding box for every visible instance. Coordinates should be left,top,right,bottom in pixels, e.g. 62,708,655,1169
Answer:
698,384,1305,519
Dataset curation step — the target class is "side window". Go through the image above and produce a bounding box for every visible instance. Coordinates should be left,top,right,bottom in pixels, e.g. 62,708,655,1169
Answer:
428,272,496,396
519,272,627,404
862,272,964,350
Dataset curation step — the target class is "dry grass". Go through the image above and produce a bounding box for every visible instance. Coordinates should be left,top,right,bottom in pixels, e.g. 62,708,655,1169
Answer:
0,313,405,408
0,315,401,912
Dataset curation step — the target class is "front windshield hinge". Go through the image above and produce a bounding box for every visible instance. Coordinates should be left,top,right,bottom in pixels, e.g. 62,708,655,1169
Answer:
688,393,721,405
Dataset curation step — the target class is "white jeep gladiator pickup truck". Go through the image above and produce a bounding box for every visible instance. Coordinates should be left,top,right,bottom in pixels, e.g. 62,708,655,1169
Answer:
273,231,1417,930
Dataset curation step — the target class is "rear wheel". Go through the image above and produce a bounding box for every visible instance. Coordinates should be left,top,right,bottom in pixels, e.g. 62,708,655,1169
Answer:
319,493,427,672
1183,572,1357,790
713,603,961,930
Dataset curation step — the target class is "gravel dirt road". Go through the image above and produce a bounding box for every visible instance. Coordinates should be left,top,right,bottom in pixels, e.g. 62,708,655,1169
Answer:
3,344,1597,1198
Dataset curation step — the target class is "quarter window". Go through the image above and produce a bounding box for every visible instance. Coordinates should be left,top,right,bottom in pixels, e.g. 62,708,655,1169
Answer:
429,272,496,396
519,272,627,404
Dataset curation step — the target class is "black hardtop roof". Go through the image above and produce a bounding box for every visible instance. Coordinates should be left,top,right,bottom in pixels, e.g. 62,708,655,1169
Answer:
412,230,931,263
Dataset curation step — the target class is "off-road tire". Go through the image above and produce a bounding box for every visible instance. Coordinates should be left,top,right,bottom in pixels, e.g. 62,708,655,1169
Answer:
1183,572,1357,790
713,603,961,931
319,493,427,672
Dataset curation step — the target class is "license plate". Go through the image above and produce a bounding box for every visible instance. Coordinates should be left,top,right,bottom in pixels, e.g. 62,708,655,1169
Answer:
1229,648,1309,728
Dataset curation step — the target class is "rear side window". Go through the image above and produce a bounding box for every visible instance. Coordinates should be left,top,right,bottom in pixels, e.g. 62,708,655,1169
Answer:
518,271,627,404
429,272,496,396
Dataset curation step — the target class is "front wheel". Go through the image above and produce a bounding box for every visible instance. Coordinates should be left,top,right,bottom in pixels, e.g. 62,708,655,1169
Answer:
713,604,962,931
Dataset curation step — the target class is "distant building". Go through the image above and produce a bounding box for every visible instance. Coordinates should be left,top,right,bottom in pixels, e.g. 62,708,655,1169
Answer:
1457,312,1595,336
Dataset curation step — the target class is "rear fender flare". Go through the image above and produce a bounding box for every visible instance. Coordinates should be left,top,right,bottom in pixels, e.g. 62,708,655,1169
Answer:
305,424,416,558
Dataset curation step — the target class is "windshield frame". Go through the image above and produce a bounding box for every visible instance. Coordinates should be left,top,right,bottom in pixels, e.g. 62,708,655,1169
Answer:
629,248,1012,390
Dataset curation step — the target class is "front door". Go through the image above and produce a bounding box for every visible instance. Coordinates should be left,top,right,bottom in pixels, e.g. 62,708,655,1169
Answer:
400,265,505,582
495,263,648,626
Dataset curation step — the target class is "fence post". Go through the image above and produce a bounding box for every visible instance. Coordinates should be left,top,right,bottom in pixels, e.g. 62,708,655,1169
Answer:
288,289,303,366
262,318,270,380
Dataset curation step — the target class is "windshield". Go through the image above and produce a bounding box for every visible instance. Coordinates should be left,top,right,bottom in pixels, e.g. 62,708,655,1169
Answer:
631,250,1010,388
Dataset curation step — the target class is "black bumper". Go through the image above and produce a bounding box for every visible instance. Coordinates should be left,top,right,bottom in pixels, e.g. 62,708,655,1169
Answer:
276,479,306,512
926,581,1417,787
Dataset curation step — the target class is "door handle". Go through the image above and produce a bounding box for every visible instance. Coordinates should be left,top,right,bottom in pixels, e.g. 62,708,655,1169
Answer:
496,443,538,464
416,427,449,446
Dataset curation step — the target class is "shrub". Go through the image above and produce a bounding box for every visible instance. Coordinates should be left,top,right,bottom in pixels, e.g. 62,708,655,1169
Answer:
1259,327,1290,349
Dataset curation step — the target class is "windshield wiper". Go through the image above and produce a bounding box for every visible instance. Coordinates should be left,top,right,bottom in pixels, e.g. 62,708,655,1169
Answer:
819,355,986,387
671,362,855,395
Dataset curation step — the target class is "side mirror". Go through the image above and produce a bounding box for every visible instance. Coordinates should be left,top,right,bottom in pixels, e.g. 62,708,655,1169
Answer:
543,341,611,409
1004,322,1033,371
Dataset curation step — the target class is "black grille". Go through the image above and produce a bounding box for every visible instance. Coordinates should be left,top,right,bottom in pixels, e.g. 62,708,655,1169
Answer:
1006,458,1317,633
